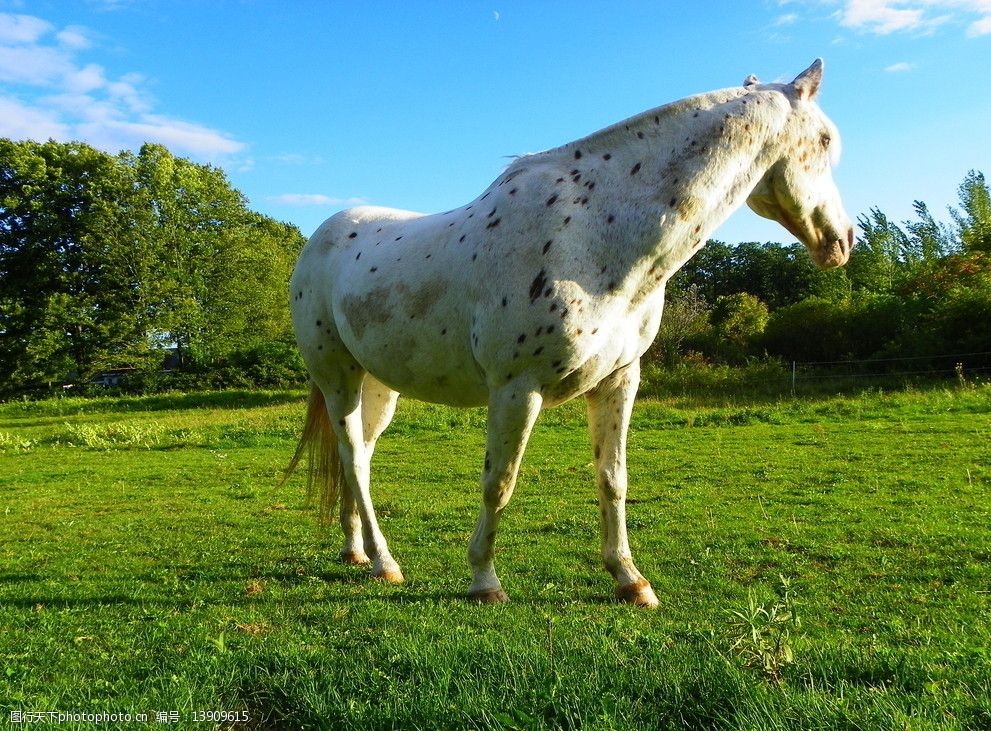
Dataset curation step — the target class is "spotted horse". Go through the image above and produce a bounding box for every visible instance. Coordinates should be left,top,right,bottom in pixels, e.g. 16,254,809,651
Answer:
285,60,853,607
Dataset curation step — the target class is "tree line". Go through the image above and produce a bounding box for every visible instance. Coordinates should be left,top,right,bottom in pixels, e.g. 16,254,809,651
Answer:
651,170,991,374
1,140,306,396
1,137,988,397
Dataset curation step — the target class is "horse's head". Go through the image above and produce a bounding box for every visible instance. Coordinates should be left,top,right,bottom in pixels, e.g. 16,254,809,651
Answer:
746,59,854,269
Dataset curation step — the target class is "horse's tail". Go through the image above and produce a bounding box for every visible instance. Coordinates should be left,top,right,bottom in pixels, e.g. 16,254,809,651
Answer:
282,383,343,524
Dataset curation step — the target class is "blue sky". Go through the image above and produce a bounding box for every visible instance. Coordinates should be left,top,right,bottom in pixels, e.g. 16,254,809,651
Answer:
1,1,989,245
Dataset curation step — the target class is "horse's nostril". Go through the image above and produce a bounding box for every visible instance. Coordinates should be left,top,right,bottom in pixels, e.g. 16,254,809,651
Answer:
846,227,855,251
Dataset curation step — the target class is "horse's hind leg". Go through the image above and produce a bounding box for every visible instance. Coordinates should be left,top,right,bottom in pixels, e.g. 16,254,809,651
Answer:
586,360,659,608
322,376,404,583
468,384,543,603
339,375,400,566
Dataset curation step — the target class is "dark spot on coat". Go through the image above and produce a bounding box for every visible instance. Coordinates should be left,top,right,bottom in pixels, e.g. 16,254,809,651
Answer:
630,162,642,175
338,419,345,426
355,252,361,260
528,269,548,303
517,333,526,344
607,214,615,224
502,297,507,307
488,207,497,217
542,240,552,255
316,320,322,326
574,149,582,159
441,328,447,335
549,304,557,312
472,253,477,261
370,267,378,272
509,188,517,195
608,281,616,291
546,194,558,206
563,216,571,225
546,324,555,334
637,131,645,139
348,232,357,239
670,197,677,207
395,236,403,241
460,235,466,243
581,197,589,205
602,153,611,160
544,287,553,298
486,218,501,229
532,346,544,356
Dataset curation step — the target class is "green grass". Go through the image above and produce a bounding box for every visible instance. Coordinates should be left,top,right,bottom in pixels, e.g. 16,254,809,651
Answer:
1,385,989,729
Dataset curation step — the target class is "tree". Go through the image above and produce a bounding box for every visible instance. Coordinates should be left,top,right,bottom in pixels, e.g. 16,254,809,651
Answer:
951,170,991,254
0,140,155,389
709,293,770,363
0,139,306,395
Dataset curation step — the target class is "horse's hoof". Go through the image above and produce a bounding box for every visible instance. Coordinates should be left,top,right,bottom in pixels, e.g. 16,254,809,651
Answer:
373,567,405,584
469,587,510,604
616,579,659,608
339,550,371,566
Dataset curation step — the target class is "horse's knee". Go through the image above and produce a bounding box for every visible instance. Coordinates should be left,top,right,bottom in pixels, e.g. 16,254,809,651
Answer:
482,481,513,512
597,471,626,503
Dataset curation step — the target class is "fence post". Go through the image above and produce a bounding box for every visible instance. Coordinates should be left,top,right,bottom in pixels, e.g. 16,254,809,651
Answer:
791,361,796,396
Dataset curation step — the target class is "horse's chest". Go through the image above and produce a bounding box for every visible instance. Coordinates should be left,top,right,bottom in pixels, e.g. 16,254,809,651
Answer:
538,297,663,407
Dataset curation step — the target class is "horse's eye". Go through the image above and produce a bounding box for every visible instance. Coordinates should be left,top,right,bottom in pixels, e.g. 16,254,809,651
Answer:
820,134,831,149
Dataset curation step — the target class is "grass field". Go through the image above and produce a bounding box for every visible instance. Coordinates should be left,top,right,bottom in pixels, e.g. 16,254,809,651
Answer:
1,385,989,729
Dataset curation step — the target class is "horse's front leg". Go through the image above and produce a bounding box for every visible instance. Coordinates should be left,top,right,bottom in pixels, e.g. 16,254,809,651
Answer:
467,384,543,603
586,359,659,608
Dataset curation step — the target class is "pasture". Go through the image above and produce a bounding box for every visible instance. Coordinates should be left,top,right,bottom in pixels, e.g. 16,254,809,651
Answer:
1,386,989,729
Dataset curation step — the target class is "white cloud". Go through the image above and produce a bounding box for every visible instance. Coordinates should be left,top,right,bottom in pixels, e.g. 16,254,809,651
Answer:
833,0,991,36
0,12,244,161
838,0,929,33
56,25,93,50
967,13,991,34
0,95,69,140
0,12,51,44
269,194,369,207
884,61,914,71
774,12,799,24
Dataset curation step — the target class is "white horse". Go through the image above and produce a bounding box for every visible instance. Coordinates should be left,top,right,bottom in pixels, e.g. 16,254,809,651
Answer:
285,60,853,607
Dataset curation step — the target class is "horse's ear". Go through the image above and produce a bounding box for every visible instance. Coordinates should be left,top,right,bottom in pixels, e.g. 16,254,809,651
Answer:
792,58,824,100
743,74,760,88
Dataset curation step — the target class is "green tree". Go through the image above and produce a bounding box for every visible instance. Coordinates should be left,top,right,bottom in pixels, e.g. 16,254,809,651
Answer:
951,170,991,254
1,139,305,395
0,140,155,390
709,292,770,363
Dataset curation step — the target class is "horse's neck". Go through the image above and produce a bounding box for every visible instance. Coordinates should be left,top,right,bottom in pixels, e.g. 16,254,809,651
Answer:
560,89,788,287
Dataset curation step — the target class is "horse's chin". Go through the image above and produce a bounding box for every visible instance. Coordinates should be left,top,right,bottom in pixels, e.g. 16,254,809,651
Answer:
811,240,849,269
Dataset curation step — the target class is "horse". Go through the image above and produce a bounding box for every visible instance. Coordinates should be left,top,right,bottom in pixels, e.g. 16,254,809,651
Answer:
285,59,853,607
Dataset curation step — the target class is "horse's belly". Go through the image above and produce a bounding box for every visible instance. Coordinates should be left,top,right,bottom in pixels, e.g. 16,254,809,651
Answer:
357,338,489,407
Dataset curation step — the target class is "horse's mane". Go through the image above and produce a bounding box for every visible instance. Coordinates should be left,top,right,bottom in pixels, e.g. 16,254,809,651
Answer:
504,85,753,175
